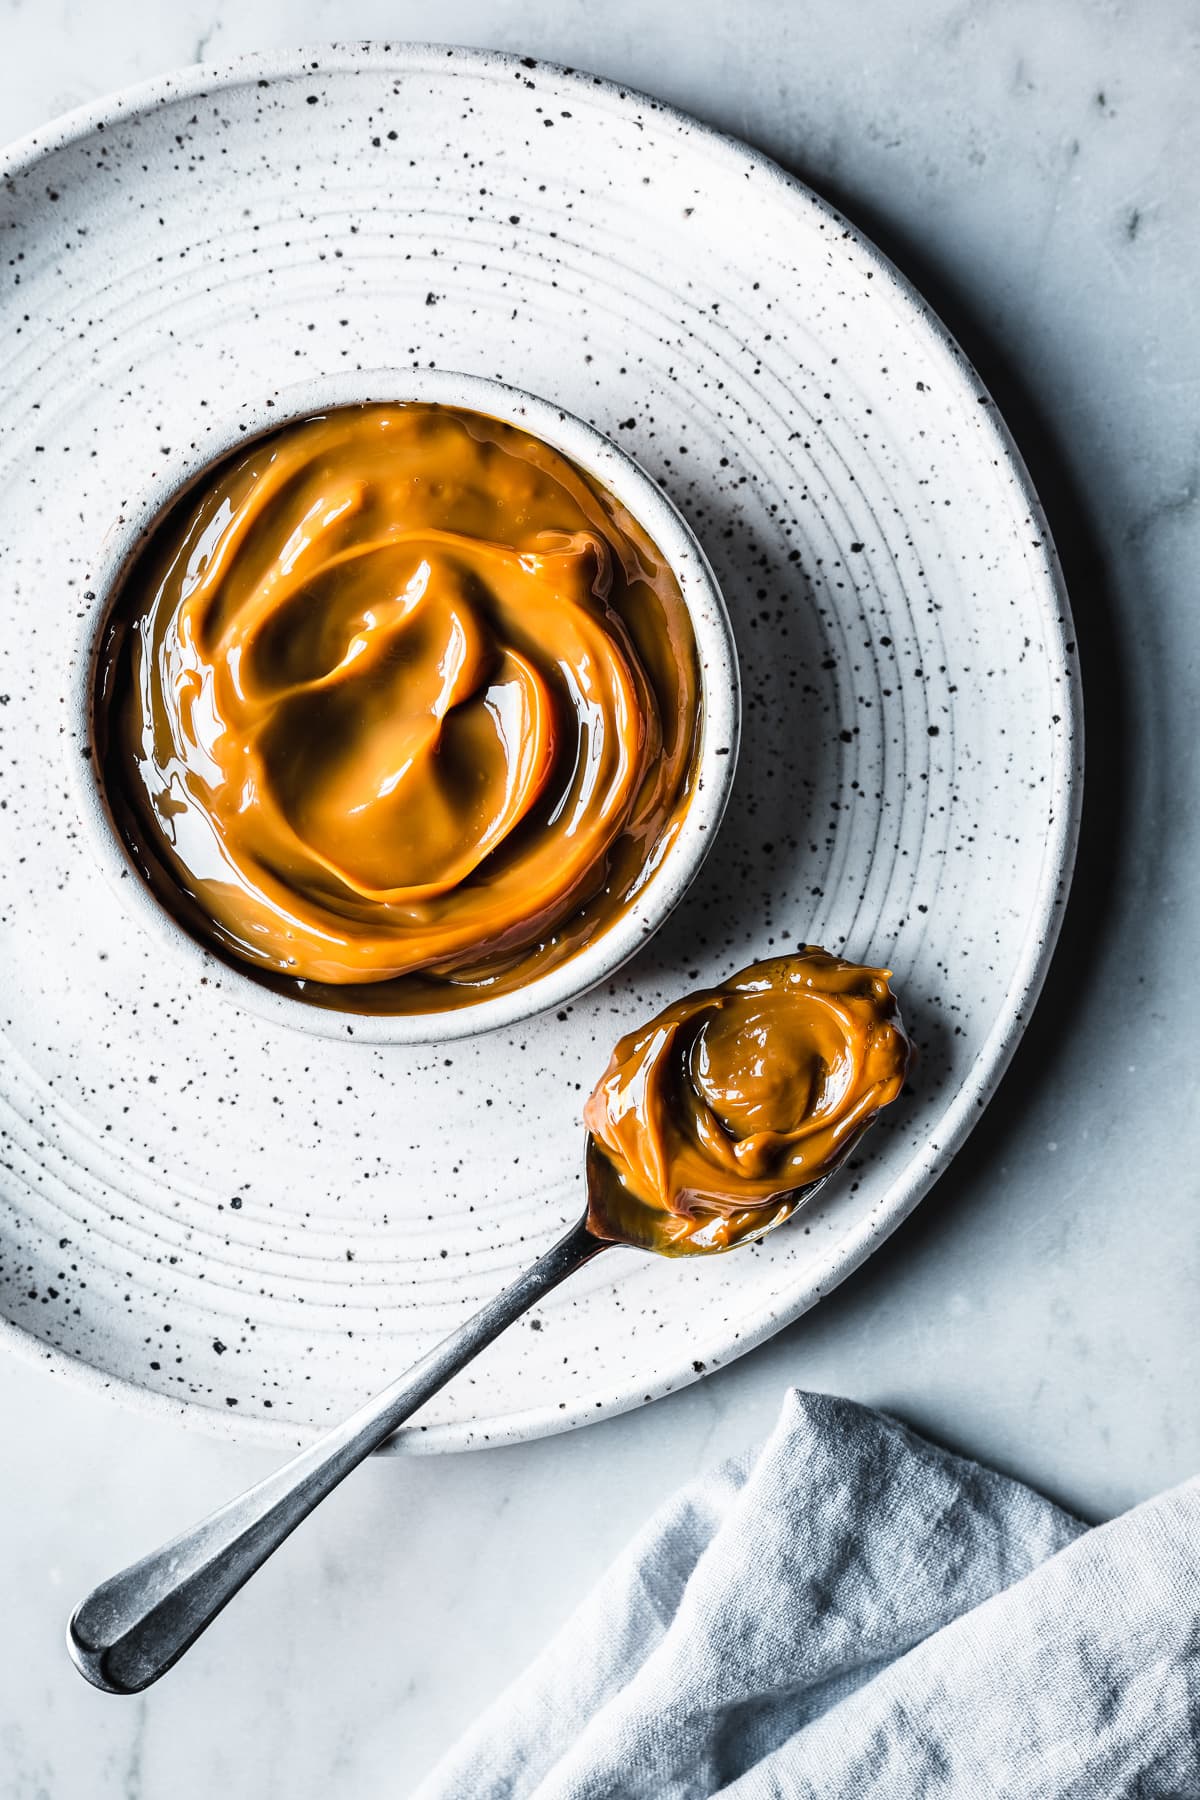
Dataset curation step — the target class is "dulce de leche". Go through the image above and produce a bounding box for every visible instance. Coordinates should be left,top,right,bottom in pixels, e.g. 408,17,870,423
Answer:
584,949,914,1254
95,403,701,1009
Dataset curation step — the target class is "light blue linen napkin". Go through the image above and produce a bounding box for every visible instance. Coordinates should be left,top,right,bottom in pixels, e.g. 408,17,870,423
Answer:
416,1390,1200,1798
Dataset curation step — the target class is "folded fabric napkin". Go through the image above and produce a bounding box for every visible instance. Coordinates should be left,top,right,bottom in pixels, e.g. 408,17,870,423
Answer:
416,1390,1200,1799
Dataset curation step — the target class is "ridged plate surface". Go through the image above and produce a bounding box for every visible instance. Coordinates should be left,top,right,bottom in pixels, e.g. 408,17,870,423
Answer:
0,45,1081,1449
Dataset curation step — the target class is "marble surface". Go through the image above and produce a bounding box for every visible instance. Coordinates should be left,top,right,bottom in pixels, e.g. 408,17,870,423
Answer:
2,2,1196,1794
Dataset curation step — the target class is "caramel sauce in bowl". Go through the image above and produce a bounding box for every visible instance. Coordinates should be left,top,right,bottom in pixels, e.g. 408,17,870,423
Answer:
72,372,740,1043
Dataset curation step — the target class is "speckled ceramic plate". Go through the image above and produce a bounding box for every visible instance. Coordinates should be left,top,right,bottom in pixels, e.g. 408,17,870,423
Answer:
0,44,1081,1451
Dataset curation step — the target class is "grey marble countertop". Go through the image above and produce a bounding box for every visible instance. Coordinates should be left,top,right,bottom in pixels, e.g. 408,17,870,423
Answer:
4,2,1197,1794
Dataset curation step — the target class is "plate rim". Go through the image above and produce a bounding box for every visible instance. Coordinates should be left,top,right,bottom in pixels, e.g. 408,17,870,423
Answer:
0,40,1084,1453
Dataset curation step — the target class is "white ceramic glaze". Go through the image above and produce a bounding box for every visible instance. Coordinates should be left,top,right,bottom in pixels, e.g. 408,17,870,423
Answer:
72,367,741,1045
0,44,1081,1451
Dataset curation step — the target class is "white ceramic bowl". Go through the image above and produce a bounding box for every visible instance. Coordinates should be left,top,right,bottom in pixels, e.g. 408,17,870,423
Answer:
70,368,740,1045
3,48,1080,1450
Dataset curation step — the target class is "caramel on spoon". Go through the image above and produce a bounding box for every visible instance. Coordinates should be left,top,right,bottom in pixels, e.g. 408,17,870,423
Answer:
68,950,912,1694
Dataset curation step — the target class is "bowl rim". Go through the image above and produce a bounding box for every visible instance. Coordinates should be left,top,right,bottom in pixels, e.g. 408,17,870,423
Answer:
70,366,742,1045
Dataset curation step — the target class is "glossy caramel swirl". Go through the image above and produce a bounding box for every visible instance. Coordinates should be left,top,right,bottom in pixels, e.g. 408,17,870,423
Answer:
584,949,913,1254
96,403,700,1006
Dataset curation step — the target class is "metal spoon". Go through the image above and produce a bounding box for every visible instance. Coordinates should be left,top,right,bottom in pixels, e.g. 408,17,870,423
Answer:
68,1139,820,1694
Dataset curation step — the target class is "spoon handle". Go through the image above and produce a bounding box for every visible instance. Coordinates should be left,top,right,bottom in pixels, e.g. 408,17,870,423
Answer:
68,1216,608,1695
